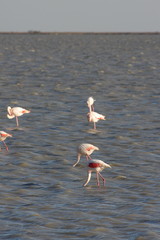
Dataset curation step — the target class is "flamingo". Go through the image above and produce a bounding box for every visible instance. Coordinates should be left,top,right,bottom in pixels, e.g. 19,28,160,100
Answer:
7,106,30,127
87,111,105,130
0,131,12,152
73,143,99,167
83,159,111,187
87,96,96,112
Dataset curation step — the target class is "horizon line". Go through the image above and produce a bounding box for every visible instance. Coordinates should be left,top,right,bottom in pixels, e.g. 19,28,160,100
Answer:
0,31,160,35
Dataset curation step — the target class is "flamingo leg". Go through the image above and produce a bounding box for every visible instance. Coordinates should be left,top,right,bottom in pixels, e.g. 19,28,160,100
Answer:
98,172,106,186
16,116,19,127
3,141,9,152
93,122,96,130
87,155,92,160
96,172,100,187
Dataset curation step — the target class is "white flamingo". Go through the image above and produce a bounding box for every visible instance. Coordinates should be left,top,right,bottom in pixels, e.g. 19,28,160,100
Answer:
7,106,30,127
0,131,12,151
73,143,99,167
83,159,111,187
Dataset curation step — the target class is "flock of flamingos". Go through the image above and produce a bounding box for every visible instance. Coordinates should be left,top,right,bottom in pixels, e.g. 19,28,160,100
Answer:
0,97,112,187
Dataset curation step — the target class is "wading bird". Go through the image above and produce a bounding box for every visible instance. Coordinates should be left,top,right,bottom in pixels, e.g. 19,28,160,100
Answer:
87,111,105,130
83,159,111,187
73,143,99,167
7,106,30,127
0,131,12,152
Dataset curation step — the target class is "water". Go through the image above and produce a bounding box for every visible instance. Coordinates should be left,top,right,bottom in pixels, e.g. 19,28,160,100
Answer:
0,33,160,239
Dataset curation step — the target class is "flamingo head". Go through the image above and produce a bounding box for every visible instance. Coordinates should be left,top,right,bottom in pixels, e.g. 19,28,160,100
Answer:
87,97,95,111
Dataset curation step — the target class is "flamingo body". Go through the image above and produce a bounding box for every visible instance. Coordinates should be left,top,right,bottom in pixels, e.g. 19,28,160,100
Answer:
0,131,12,151
73,143,99,167
83,159,111,187
7,106,30,126
88,162,102,168
87,111,105,129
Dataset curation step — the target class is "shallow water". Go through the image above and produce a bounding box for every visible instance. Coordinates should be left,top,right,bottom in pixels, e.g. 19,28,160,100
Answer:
0,33,160,239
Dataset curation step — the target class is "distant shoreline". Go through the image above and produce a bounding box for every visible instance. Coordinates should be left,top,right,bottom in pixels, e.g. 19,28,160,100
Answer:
0,31,159,35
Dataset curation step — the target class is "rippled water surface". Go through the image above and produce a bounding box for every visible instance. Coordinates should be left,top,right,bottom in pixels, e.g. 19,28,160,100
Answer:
0,33,160,239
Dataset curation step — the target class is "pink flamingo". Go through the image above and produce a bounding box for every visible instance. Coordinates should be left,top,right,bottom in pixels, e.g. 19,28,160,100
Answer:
83,159,111,187
7,106,30,127
87,96,96,112
73,143,99,167
87,111,105,130
0,131,12,152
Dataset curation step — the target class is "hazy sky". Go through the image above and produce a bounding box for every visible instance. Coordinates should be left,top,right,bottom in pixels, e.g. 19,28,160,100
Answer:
0,0,160,32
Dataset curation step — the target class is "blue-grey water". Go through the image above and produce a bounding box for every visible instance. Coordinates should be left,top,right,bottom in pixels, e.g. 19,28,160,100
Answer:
0,33,160,240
